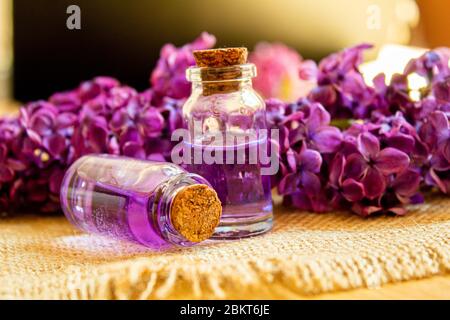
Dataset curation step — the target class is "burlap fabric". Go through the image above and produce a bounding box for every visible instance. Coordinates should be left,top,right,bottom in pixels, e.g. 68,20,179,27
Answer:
0,196,449,299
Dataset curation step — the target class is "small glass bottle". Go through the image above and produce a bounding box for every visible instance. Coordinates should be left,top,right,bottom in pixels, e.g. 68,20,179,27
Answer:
183,48,273,239
60,154,222,249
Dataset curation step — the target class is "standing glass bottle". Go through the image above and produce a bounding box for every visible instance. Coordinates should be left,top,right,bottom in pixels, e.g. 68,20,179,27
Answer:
183,48,273,239
60,155,222,248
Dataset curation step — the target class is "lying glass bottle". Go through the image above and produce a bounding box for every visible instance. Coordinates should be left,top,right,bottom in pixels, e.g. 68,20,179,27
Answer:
60,154,222,248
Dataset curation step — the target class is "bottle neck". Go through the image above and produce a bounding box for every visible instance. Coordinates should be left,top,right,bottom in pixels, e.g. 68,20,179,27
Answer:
191,78,253,96
187,63,257,96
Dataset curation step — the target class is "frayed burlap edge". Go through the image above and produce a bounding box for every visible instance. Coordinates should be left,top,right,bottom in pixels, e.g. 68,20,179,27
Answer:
38,235,449,299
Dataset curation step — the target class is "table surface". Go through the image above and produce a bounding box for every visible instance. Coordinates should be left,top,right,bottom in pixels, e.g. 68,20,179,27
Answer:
1,100,449,300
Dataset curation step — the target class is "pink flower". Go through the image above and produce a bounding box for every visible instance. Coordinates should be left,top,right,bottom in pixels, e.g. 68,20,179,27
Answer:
250,42,317,102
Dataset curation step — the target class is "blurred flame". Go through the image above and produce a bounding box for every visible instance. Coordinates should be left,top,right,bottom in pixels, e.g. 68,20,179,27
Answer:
360,44,427,85
407,73,428,91
408,72,429,101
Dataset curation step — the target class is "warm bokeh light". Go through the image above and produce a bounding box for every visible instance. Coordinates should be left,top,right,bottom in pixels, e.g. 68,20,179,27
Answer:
360,44,427,85
0,0,13,100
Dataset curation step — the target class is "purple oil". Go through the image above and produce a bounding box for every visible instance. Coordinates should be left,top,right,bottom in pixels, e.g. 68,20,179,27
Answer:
185,138,273,238
60,155,204,248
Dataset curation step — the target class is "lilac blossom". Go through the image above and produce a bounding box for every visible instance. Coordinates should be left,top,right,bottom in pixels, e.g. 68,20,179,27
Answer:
278,143,328,212
404,49,450,82
309,44,383,119
150,32,216,101
344,132,410,200
284,100,343,153
419,111,450,193
328,152,365,207
0,75,171,213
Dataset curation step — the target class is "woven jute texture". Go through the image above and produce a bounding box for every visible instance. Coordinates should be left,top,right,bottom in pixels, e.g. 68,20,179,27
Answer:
0,196,449,300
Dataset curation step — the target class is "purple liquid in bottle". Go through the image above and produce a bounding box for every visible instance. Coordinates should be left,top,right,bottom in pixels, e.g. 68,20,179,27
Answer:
60,154,221,248
186,138,272,238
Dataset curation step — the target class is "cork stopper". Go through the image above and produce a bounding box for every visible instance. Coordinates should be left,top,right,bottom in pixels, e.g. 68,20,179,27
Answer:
193,47,248,68
192,47,248,96
170,184,222,243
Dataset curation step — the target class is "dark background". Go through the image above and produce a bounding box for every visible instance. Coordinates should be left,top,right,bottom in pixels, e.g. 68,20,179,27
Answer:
11,0,374,102
13,0,202,101
12,0,445,103
15,0,329,102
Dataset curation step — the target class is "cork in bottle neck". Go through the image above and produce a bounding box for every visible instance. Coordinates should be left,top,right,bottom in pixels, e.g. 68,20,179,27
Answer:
193,47,248,68
170,184,222,243
191,47,251,96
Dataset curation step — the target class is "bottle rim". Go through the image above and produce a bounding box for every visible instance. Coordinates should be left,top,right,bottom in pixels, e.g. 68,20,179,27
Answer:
186,63,257,83
154,173,219,246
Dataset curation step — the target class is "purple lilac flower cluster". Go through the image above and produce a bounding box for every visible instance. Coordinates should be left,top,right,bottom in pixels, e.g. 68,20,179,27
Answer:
150,32,216,102
268,45,449,216
0,33,449,216
308,44,384,120
269,98,448,216
0,77,185,213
